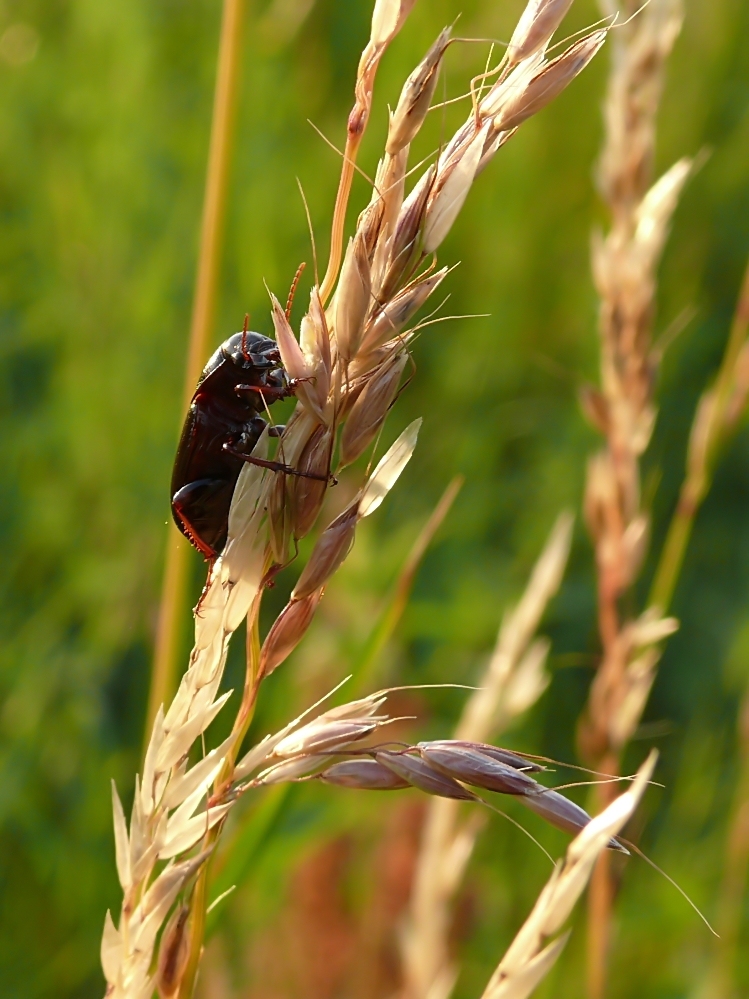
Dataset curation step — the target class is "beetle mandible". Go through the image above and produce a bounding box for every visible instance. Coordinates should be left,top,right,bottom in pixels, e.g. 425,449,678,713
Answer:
171,324,323,562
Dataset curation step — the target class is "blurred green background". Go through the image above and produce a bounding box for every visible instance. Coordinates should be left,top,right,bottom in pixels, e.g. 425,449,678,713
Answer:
1,0,748,997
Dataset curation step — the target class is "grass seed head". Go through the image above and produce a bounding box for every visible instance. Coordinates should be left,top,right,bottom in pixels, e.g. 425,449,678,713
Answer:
320,758,412,789
289,425,333,539
361,268,447,353
379,164,435,301
423,126,487,253
340,350,408,466
494,31,608,134
520,787,627,852
380,146,409,237
376,750,479,800
418,743,540,795
506,0,575,67
387,27,452,154
335,232,372,362
257,755,333,784
259,589,324,679
273,717,382,758
423,740,546,773
292,504,359,599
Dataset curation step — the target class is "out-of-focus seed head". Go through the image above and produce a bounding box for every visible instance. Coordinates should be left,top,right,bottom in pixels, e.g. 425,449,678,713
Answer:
423,126,487,253
493,30,607,133
375,750,478,800
506,0,575,67
361,269,447,353
387,27,452,154
622,514,649,587
634,158,692,272
157,905,190,998
335,232,372,362
289,425,333,539
259,589,324,679
340,351,408,466
292,504,359,600
626,607,679,649
320,759,411,790
583,450,617,547
579,383,610,435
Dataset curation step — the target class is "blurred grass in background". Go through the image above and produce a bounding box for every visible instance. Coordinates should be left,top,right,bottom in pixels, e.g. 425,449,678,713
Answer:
0,0,748,997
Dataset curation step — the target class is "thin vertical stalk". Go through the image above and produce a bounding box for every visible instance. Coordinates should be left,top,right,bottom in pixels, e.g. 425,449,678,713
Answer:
146,0,247,740
587,750,618,999
319,134,361,304
650,261,749,612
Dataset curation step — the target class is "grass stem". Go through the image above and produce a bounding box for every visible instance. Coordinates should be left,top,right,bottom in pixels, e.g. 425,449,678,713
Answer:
650,260,749,612
145,0,247,742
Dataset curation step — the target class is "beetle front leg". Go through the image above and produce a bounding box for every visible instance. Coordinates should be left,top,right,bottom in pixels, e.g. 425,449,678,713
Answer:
234,383,293,404
222,443,329,481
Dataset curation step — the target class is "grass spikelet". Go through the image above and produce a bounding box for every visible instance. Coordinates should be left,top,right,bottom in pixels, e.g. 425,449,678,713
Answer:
101,1,608,992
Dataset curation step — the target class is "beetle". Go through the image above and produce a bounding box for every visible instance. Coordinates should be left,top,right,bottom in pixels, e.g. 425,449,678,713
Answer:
171,326,322,561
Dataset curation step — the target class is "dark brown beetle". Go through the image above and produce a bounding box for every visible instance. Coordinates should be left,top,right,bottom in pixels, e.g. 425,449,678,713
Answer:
171,327,321,561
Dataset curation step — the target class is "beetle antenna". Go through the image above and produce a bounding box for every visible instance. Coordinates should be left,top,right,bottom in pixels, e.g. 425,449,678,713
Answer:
241,313,251,361
286,262,306,320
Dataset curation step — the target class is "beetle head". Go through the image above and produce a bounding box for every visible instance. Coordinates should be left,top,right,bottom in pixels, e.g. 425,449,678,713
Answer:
222,331,282,372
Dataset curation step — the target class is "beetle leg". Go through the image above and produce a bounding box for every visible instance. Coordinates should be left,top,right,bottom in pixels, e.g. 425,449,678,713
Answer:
235,383,293,403
286,376,316,390
222,442,329,481
267,424,286,438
